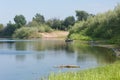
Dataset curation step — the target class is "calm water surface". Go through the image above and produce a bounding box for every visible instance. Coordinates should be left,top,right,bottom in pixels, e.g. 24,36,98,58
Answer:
0,39,116,80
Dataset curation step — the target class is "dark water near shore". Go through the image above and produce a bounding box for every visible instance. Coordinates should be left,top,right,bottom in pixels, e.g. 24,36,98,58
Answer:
0,39,116,80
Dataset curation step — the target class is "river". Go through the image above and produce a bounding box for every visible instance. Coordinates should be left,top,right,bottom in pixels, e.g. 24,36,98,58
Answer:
0,38,116,80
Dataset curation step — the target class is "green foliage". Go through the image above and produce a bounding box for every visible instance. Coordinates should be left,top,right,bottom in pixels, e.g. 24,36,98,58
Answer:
37,24,53,32
13,27,40,39
109,35,120,45
2,22,16,37
27,21,39,27
4,6,120,40
0,12,77,38
46,16,75,30
46,18,63,30
69,4,120,44
69,21,85,34
0,24,4,36
33,13,45,24
63,16,75,28
14,15,26,28
0,24,3,30
76,10,90,21
13,23,53,39
69,33,91,40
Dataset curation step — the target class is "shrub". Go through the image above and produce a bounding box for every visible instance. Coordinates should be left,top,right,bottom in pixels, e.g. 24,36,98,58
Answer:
37,24,53,32
69,33,91,40
13,27,41,39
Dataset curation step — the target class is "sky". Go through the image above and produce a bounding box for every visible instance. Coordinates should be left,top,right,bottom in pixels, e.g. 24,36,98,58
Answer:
0,0,120,25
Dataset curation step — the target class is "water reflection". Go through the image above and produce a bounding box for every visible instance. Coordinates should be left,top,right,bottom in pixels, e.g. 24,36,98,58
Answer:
72,41,116,64
16,55,26,62
34,53,45,60
65,42,75,53
0,39,116,64
0,39,117,80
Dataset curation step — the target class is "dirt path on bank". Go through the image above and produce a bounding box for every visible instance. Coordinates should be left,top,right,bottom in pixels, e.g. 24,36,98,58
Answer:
39,31,69,38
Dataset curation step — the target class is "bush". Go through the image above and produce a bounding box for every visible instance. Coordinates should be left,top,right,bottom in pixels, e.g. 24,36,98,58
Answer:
2,23,16,37
13,27,41,39
38,26,45,32
69,33,91,40
37,24,53,32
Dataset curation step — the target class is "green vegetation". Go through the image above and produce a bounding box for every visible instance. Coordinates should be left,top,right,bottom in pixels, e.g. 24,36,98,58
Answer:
0,12,79,38
0,4,120,42
0,14,54,38
33,13,45,24
0,24,3,30
41,61,120,80
14,15,26,28
46,18,63,30
69,4,120,44
0,8,94,39
63,16,75,29
2,21,16,37
13,27,40,39
76,10,94,21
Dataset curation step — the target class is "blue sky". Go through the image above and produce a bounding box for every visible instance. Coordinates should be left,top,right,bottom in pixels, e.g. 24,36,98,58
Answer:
0,0,120,24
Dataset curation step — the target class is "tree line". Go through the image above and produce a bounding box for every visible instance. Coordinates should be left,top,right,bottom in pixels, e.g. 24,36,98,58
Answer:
0,10,93,38
69,4,120,44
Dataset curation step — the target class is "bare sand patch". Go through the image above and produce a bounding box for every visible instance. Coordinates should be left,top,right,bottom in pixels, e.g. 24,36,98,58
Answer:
39,31,69,38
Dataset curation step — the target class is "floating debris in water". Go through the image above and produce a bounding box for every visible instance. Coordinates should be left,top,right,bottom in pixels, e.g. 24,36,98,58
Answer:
54,65,80,68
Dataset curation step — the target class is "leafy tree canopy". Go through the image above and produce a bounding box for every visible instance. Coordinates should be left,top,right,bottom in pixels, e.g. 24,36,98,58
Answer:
46,18,62,30
33,13,45,24
0,24,4,30
3,21,16,36
76,10,89,21
63,16,75,27
14,15,26,28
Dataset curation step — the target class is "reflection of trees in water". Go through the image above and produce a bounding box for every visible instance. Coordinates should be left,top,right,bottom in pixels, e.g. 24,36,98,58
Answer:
6,42,15,49
14,40,75,53
15,53,45,62
13,40,75,62
16,54,26,62
34,53,44,60
65,42,75,53
6,40,116,64
74,42,116,64
15,42,27,50
32,40,67,51
0,42,15,49
33,42,45,51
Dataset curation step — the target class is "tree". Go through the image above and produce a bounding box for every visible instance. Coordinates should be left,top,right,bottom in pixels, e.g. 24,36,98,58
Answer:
46,18,62,30
0,24,4,36
3,21,16,36
27,21,39,27
0,24,4,30
33,13,45,24
14,15,26,28
76,10,89,21
63,16,75,28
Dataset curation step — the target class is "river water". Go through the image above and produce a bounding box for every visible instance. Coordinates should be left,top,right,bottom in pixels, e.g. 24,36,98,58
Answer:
0,39,116,80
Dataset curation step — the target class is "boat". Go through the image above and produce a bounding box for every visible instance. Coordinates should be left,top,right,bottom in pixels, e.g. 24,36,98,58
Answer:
65,39,73,42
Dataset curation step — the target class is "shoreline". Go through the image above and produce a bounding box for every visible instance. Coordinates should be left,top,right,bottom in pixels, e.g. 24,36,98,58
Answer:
41,61,120,80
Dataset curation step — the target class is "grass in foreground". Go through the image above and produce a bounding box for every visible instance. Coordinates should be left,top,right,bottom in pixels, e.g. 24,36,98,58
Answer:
41,61,120,80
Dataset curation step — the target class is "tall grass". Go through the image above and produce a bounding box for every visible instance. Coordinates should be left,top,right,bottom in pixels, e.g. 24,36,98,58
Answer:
41,61,120,80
